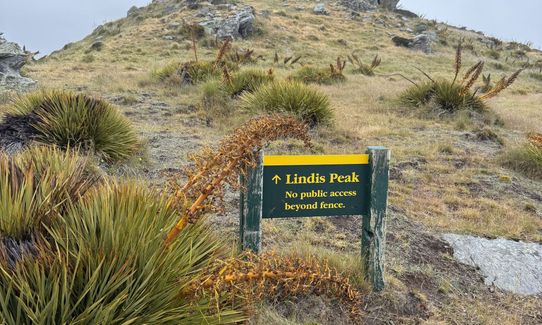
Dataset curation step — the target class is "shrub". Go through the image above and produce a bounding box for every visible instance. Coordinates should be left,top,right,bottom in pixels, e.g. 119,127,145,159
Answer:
222,68,274,97
0,182,243,324
399,43,522,113
9,90,138,161
240,81,333,126
0,147,97,240
503,133,542,179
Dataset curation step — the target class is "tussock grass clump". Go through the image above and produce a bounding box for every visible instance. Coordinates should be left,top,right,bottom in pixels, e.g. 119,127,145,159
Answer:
400,43,523,113
153,60,221,85
0,182,243,324
8,90,138,161
289,63,346,85
503,133,542,179
0,147,97,240
348,53,381,76
222,68,274,97
239,81,333,126
201,78,232,117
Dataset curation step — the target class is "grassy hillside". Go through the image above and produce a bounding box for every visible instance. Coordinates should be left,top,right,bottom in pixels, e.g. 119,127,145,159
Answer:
2,0,541,323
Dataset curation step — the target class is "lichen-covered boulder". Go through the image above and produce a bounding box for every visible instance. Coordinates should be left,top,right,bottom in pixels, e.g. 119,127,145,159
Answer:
0,34,36,91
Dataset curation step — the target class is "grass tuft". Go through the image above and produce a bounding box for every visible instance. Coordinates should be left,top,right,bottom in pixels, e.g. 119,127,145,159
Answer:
0,147,97,239
222,68,274,97
240,81,333,126
502,133,542,179
8,90,139,161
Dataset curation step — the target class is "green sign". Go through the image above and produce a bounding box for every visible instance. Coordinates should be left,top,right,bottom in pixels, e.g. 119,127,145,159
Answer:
262,155,370,218
239,147,390,292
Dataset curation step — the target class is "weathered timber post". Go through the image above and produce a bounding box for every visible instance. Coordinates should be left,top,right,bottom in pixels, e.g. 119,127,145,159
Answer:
239,151,263,252
362,146,390,291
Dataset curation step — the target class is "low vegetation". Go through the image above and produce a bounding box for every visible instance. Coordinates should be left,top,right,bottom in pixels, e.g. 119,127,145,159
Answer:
0,116,364,324
8,90,138,161
503,133,542,179
222,68,275,97
289,58,346,85
400,44,523,113
347,53,382,76
0,147,97,239
239,81,333,126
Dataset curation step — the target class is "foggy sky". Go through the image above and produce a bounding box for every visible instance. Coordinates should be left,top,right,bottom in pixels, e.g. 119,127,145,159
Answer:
400,0,542,49
0,0,540,56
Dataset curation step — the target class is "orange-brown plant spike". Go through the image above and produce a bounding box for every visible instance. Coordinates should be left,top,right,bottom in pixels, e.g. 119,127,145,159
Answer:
165,115,311,246
528,133,542,147
182,252,363,324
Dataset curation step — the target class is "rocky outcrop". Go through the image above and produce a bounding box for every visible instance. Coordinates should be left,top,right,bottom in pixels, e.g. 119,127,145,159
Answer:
392,31,437,54
313,3,329,15
0,34,36,91
340,0,399,11
199,6,255,40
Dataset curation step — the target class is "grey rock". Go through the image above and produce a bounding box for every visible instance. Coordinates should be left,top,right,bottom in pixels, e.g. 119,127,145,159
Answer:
0,34,36,91
378,0,399,10
391,31,437,54
199,6,255,40
313,3,328,15
443,234,542,295
411,31,437,53
340,0,377,12
127,5,139,17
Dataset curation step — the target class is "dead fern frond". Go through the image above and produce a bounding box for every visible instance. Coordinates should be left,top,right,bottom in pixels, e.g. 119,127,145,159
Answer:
274,52,279,64
415,67,435,83
284,56,292,64
183,251,363,323
190,26,199,62
165,115,312,245
370,55,381,69
222,66,233,86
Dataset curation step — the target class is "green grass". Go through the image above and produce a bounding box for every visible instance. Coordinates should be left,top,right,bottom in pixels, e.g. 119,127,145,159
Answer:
222,68,274,97
9,90,139,162
0,146,97,239
240,81,333,126
288,66,346,85
502,143,542,179
400,80,486,113
0,181,244,324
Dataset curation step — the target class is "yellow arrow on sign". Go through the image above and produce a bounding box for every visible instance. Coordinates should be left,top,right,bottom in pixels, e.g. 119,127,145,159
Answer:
272,175,281,184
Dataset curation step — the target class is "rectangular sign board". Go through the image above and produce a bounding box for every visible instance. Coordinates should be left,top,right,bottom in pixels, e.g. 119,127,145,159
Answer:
262,154,370,218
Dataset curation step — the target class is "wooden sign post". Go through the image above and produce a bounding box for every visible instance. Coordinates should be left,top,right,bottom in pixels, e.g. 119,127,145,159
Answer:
239,147,390,291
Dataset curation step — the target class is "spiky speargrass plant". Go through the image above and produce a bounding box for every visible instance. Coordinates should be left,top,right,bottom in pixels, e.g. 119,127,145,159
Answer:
9,90,138,161
183,251,363,323
0,182,244,324
222,68,274,97
240,81,333,126
289,58,346,85
166,115,312,245
503,133,542,179
348,53,381,76
0,146,97,240
400,43,523,113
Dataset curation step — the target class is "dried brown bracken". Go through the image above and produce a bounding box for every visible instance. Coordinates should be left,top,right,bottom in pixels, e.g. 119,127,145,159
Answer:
165,115,311,245
182,251,363,323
